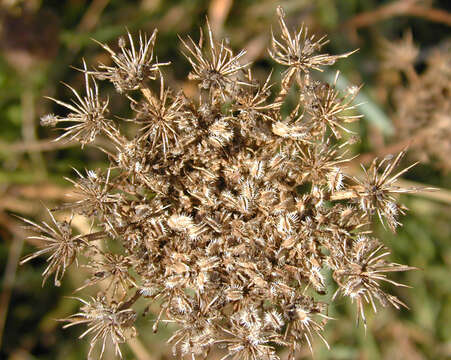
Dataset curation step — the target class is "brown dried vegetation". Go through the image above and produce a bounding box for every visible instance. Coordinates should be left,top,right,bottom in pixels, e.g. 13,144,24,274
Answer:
21,7,420,359
380,32,451,171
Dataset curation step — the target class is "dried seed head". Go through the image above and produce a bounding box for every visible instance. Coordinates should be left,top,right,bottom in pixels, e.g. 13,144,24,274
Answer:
19,209,88,286
45,62,111,146
353,150,421,232
180,18,250,100
91,30,169,92
380,30,419,71
23,8,423,360
269,6,355,74
332,237,415,329
62,295,137,358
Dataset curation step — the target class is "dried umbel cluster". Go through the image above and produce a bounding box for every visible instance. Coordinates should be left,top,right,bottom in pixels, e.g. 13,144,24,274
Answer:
380,32,451,171
23,7,420,359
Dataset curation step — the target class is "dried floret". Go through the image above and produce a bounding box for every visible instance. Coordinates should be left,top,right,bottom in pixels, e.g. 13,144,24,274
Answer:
381,36,451,171
91,30,169,92
44,62,111,146
269,6,355,74
353,151,421,232
63,295,137,358
64,168,122,229
296,137,351,190
180,18,250,99
19,208,97,286
332,236,415,329
219,308,279,360
380,30,419,72
131,73,183,157
235,70,280,122
282,295,331,353
303,73,362,138
78,252,136,296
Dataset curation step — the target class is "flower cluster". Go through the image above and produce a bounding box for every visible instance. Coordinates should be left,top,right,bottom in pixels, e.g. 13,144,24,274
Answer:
23,7,419,359
380,32,451,171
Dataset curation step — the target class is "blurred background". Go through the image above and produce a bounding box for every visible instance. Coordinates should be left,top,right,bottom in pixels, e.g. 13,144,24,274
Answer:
0,0,450,359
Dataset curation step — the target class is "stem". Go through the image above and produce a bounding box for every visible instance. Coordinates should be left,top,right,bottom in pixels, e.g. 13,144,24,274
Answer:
77,0,111,33
21,83,47,178
0,214,26,349
0,136,115,155
101,122,128,148
329,189,360,201
119,290,142,310
141,87,158,105
343,1,451,29
127,337,155,360
0,139,77,154
275,67,296,106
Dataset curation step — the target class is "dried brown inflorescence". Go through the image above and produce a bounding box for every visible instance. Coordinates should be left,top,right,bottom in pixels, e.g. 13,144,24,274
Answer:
380,32,451,171
22,7,420,359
